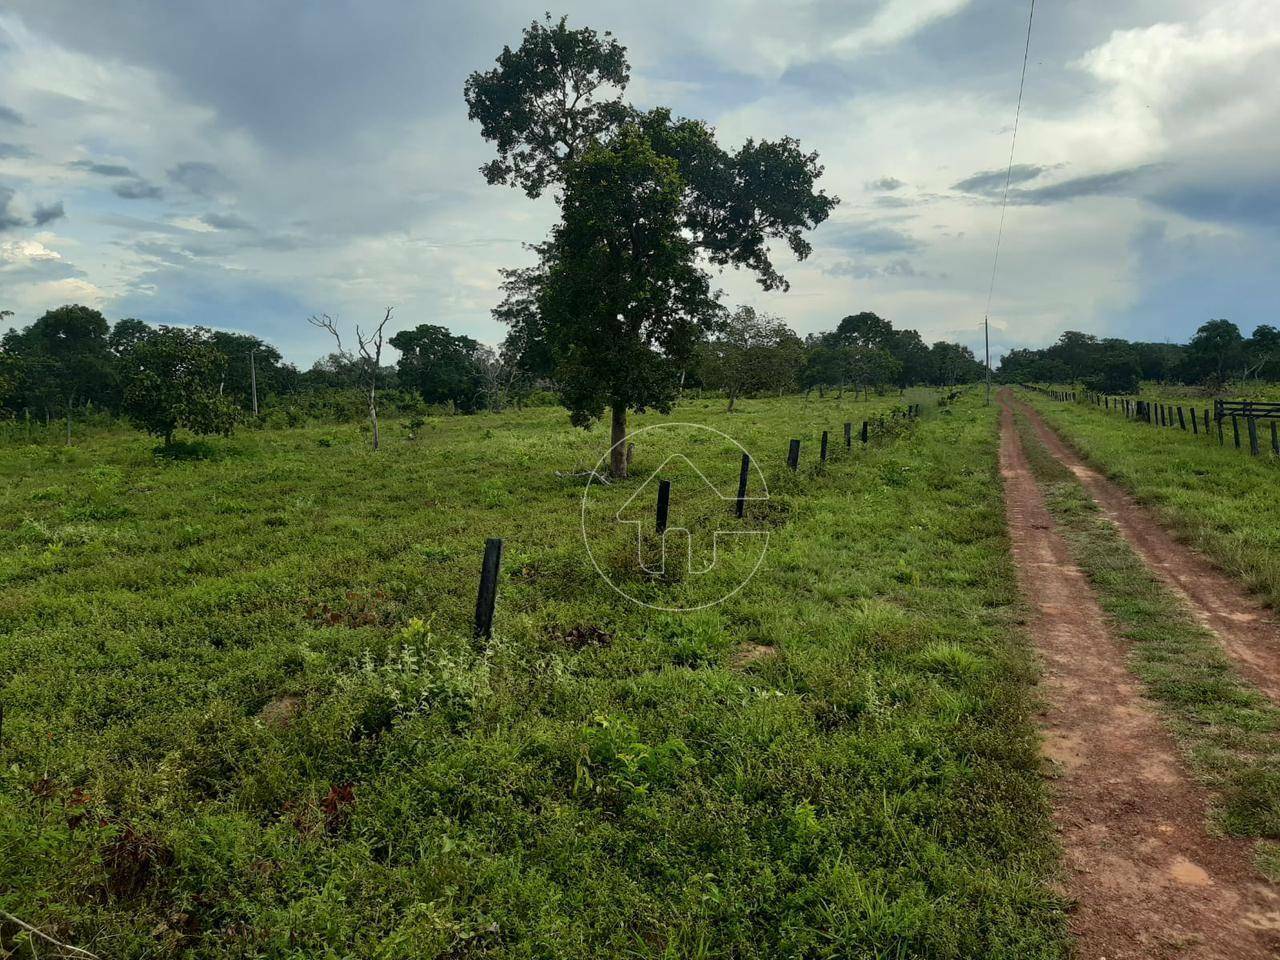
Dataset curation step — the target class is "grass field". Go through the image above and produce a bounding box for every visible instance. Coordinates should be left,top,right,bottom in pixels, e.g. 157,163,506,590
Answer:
1019,390,1280,609
0,393,1069,958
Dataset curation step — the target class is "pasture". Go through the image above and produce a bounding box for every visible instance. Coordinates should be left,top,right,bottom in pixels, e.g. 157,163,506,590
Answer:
0,393,1069,958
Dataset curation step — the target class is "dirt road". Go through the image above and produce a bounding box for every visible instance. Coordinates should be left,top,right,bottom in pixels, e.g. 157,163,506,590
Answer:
998,392,1280,959
1007,391,1280,704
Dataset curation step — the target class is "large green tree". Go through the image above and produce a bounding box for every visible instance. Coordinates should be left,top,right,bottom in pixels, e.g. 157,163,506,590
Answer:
468,14,837,476
6,304,113,442
1182,319,1244,386
390,324,485,411
121,326,238,446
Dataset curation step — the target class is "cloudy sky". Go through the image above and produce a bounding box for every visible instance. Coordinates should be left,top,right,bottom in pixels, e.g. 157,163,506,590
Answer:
1,0,1276,365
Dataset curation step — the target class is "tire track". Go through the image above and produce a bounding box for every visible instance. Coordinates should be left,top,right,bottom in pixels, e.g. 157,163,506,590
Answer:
998,393,1280,959
1010,392,1280,704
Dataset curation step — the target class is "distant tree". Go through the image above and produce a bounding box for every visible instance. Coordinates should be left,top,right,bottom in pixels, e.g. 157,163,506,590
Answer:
801,339,844,398
308,309,393,450
702,306,795,410
1243,325,1280,381
886,327,931,388
474,345,523,412
8,305,113,443
1093,348,1142,394
847,346,902,398
834,311,893,350
206,330,288,409
469,15,836,477
1133,341,1183,382
930,341,983,386
121,326,238,446
108,318,151,360
389,323,485,411
1182,319,1244,386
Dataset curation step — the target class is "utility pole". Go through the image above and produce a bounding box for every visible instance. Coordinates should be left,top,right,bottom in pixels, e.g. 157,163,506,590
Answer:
984,315,991,405
249,350,259,416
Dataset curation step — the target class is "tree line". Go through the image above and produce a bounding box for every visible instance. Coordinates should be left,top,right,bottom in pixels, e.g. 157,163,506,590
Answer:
0,304,530,445
997,320,1280,393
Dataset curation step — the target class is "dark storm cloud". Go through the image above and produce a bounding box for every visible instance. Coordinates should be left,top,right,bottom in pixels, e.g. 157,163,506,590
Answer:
1008,165,1161,205
1150,178,1280,232
822,222,921,254
113,179,163,200
0,105,23,125
33,200,65,225
69,159,139,177
952,163,1044,195
3,1,511,152
0,187,25,231
866,176,904,191
168,161,234,196
0,142,32,159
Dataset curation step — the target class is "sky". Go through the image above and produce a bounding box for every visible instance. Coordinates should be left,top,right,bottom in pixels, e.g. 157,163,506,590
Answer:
1,0,1277,366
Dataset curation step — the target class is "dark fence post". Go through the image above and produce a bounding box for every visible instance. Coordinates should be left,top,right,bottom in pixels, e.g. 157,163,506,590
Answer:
844,421,852,448
861,421,868,444
1272,421,1279,456
735,453,750,518
656,479,671,532
1203,409,1210,435
1191,410,1198,435
1248,418,1260,456
1178,406,1186,430
1233,415,1241,449
820,430,829,463
474,538,504,640
1218,416,1224,445
787,438,800,471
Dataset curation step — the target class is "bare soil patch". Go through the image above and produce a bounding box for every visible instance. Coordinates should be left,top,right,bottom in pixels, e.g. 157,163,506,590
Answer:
999,395,1280,959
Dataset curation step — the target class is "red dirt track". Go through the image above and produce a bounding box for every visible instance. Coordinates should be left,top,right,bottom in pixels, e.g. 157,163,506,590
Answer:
998,391,1280,959
1008,392,1280,705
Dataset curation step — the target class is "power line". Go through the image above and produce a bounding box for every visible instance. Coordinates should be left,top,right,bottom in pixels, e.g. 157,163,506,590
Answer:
984,0,1037,404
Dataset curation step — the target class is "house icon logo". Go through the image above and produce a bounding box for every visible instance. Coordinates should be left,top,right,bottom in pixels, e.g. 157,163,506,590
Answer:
580,422,769,611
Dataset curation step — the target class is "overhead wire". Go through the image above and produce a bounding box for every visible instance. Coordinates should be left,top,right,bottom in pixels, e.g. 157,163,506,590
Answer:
983,0,1037,402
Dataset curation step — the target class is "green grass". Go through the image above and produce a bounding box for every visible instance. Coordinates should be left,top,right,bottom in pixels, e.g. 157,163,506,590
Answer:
1019,389,1280,609
1010,408,1280,872
0,392,1067,959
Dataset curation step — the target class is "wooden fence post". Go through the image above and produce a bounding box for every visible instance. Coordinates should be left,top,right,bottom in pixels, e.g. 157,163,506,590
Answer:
735,453,750,518
1272,421,1279,457
820,430,829,463
474,538,504,640
1192,410,1198,435
1248,418,1260,456
844,421,852,448
787,438,800,471
860,421,868,444
1233,415,1241,449
1177,406,1186,430
655,479,671,533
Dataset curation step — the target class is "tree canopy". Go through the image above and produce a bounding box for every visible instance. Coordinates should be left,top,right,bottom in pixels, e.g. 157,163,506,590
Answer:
469,14,838,475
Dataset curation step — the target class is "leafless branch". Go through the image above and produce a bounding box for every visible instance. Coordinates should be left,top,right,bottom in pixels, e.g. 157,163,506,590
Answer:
307,313,348,359
1,909,102,959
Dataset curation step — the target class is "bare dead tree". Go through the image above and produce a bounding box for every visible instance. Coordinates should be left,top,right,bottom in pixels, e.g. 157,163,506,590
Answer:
308,308,393,450
475,345,519,412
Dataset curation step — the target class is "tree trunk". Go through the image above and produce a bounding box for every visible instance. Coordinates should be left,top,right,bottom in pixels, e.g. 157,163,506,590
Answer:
609,403,628,479
369,385,380,451
727,391,736,412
